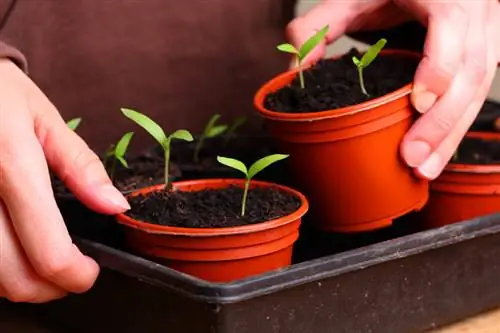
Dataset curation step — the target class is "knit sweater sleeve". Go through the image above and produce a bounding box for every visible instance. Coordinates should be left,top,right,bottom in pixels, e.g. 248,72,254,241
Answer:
0,40,27,72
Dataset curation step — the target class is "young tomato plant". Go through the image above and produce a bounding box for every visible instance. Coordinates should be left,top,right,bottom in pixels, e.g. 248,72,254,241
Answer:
224,116,247,144
104,132,134,180
121,108,194,188
217,154,289,216
193,114,228,163
277,25,329,89
67,117,82,131
351,38,387,96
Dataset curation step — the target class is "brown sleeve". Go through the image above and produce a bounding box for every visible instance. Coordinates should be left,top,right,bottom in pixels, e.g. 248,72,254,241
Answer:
0,40,27,72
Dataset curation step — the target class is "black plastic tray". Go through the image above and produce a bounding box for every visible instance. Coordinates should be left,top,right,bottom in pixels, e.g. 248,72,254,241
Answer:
2,99,500,333
4,213,500,333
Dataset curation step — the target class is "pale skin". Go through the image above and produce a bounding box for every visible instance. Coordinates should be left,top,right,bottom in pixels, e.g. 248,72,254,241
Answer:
0,0,498,303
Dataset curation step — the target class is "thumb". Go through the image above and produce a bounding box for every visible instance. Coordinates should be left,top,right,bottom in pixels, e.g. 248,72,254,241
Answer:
34,102,130,214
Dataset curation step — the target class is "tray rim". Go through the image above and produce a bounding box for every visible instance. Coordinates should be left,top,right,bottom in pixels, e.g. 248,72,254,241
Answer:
75,212,500,304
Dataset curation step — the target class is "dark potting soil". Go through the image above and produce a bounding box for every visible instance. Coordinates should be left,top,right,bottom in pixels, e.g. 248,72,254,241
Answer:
125,185,302,228
265,48,418,113
453,137,500,165
52,154,181,195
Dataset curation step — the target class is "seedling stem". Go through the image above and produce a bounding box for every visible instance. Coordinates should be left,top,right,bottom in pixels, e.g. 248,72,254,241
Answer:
352,38,387,96
277,25,329,89
103,132,134,180
217,154,289,216
121,108,193,188
194,114,228,163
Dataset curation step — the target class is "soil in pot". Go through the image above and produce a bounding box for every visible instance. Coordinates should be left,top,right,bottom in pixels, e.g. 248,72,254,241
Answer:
117,179,308,282
264,48,418,113
420,132,500,229
255,49,428,233
452,136,500,165
125,185,301,228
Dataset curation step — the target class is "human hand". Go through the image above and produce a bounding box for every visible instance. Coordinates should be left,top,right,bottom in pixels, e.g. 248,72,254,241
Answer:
0,59,130,303
287,0,500,180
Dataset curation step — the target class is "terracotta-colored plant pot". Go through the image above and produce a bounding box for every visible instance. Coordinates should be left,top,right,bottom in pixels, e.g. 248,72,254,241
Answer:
420,132,500,229
115,179,309,282
254,50,429,233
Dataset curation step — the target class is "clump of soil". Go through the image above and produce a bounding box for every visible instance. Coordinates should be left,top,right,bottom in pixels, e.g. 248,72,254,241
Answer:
265,48,418,113
125,185,302,228
453,137,500,165
52,154,181,196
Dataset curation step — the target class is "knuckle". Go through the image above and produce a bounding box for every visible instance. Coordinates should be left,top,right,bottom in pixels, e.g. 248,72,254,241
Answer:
429,113,455,134
37,254,74,280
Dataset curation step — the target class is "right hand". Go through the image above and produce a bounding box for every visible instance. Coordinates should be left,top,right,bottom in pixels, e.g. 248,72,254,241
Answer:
0,59,130,303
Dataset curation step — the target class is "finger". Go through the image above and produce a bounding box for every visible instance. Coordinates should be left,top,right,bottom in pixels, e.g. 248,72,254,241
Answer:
0,199,67,303
0,105,100,293
32,97,130,214
408,2,470,114
402,9,492,178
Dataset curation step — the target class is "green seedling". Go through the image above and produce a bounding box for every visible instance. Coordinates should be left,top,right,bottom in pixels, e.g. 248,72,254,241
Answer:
104,132,134,180
193,114,228,163
224,116,247,143
352,38,387,96
217,154,289,216
67,118,82,131
121,108,194,188
277,25,329,89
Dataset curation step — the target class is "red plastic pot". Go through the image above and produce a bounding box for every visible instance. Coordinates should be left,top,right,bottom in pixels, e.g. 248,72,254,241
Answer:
115,179,309,282
420,131,500,229
254,50,429,233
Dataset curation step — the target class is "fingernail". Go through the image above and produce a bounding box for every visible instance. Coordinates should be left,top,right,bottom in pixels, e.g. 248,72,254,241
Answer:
100,184,130,210
412,85,437,113
402,140,431,167
417,152,443,180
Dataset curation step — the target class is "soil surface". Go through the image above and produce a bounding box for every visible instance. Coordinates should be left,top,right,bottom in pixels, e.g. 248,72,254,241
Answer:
125,185,302,228
453,137,500,165
52,154,181,196
265,48,418,113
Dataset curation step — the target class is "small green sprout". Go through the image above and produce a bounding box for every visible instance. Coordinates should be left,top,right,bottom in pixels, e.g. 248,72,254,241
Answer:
121,108,194,188
217,154,289,216
352,38,387,96
67,118,82,131
224,116,247,143
277,25,329,89
193,114,228,163
104,132,134,180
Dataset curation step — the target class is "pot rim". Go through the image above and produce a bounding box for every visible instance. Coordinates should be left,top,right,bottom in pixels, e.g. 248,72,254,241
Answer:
444,131,500,174
254,49,421,122
115,179,309,236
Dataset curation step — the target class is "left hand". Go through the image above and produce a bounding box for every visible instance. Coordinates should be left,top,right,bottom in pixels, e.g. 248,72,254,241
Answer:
287,0,500,180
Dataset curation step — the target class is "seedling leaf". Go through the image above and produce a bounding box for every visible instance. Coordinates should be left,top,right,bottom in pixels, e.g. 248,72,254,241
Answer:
121,108,167,147
298,25,329,60
216,156,248,176
248,154,289,180
207,125,228,138
116,155,128,168
352,56,361,67
359,38,387,68
115,132,134,157
169,129,194,142
67,118,82,131
277,43,299,54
